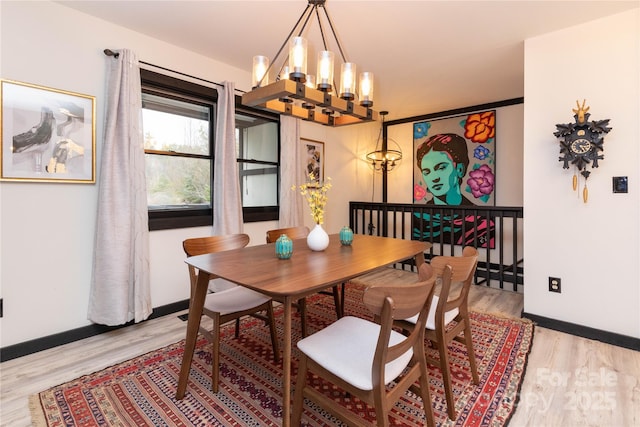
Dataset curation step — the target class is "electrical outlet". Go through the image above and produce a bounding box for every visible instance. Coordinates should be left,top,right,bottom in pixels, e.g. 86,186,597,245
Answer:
549,277,561,293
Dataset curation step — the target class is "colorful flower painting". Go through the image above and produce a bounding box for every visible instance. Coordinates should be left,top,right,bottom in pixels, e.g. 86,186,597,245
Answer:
464,111,495,143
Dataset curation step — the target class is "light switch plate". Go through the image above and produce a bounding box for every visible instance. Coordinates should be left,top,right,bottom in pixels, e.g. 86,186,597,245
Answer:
613,176,628,193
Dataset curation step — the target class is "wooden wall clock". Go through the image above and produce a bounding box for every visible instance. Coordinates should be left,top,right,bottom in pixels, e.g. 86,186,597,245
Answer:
554,100,612,203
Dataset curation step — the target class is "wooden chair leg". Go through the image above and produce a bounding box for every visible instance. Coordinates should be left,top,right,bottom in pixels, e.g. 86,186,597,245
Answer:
463,320,479,384
438,342,456,420
298,297,307,338
332,285,343,319
416,352,436,427
291,355,309,425
372,383,390,427
266,303,280,364
234,317,240,339
211,314,221,393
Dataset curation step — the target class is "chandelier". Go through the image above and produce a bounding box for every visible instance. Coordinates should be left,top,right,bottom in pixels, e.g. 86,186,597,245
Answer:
241,0,378,127
367,111,403,172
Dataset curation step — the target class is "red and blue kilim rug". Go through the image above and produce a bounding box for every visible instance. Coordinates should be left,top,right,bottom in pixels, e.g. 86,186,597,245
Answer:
30,284,534,426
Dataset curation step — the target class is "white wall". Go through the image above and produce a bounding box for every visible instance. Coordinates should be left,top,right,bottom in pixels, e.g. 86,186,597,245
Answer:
0,1,253,347
523,9,640,337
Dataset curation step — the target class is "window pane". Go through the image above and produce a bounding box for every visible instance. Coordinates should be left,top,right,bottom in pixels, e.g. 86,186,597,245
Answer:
146,155,211,209
141,69,218,230
237,119,278,162
142,94,210,156
240,164,278,207
236,108,279,216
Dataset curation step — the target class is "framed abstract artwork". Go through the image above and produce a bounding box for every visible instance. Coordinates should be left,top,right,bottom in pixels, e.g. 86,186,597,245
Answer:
302,138,324,184
1,79,96,183
412,110,496,247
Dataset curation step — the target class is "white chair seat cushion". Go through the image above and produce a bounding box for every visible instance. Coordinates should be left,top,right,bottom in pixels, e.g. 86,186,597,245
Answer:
403,295,459,330
208,278,238,293
203,286,270,315
296,316,413,391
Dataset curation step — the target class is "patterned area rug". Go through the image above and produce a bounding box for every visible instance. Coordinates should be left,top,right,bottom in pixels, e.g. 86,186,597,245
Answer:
30,284,534,426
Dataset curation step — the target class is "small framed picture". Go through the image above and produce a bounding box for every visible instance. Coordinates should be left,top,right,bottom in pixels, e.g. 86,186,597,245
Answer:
1,79,96,183
302,138,324,184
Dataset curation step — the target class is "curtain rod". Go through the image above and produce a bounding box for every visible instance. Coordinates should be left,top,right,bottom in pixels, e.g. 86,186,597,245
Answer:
103,49,246,94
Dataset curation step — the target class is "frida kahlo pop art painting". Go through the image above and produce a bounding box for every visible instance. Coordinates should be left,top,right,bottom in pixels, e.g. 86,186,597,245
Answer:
412,110,496,248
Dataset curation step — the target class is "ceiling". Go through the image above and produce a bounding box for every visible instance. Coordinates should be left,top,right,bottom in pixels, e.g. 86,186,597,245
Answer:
57,0,638,122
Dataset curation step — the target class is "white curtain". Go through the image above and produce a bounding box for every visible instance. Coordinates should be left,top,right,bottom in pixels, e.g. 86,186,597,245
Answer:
278,115,304,227
212,81,243,235
88,49,152,325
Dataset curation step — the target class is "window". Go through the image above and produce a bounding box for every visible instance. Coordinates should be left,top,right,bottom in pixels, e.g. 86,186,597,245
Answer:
235,102,280,222
141,70,280,230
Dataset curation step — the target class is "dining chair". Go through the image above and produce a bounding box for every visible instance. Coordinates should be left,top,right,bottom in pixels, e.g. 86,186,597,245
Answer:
266,225,344,337
183,234,280,393
396,246,479,420
291,263,438,427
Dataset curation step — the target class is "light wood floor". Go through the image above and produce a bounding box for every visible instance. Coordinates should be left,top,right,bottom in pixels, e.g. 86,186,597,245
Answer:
1,281,639,426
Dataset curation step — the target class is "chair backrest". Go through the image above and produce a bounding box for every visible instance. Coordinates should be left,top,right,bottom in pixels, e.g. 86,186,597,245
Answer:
265,226,310,243
363,268,440,385
183,234,250,257
429,246,478,318
182,234,250,292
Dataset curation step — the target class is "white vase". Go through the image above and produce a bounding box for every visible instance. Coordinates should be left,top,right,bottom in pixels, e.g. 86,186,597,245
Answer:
307,223,330,251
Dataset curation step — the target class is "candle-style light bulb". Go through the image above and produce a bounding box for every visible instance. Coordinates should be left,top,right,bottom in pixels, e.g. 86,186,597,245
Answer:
252,55,269,88
359,72,374,107
340,62,356,100
288,37,307,82
316,51,334,91
279,65,290,81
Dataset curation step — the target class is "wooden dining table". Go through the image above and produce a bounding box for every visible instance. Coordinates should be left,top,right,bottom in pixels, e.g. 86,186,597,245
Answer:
175,233,429,426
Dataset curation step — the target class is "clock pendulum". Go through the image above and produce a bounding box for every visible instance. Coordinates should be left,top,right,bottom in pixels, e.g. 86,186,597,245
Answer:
581,171,589,203
554,100,611,203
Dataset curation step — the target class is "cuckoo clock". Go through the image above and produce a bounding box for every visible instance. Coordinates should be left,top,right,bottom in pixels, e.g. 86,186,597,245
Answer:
554,100,612,203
